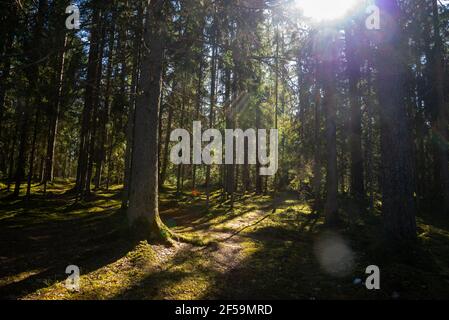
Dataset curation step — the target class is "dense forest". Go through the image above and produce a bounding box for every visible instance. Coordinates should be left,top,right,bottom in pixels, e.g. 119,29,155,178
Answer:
1,0,449,300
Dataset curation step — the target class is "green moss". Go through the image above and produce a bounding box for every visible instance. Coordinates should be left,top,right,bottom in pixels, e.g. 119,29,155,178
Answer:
3,182,449,300
171,232,213,246
126,241,158,267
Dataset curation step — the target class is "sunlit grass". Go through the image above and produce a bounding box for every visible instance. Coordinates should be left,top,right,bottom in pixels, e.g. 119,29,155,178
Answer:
2,181,449,300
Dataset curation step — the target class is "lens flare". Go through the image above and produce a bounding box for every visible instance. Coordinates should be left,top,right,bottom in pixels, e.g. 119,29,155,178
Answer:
314,231,355,277
295,0,359,21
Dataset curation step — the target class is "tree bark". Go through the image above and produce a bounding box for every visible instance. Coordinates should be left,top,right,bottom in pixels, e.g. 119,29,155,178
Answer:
192,54,204,191
346,24,365,204
43,35,67,192
13,100,29,197
95,16,116,190
26,109,40,198
430,0,449,215
206,13,217,207
0,1,17,161
122,2,143,209
376,0,416,241
176,80,186,195
76,1,103,195
312,75,322,213
13,0,48,197
255,104,263,194
320,30,339,226
159,82,175,188
127,0,166,239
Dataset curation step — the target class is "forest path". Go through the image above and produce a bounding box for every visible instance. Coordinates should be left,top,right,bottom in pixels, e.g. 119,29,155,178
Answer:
128,191,325,299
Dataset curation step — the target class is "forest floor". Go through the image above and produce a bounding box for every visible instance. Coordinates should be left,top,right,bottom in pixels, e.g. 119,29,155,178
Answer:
1,180,449,300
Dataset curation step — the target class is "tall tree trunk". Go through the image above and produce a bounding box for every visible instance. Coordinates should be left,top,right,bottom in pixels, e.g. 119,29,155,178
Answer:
346,24,365,205
13,0,47,197
0,2,17,163
159,82,175,188
122,2,143,209
26,110,40,198
255,104,263,194
127,0,166,239
312,76,322,213
157,88,165,188
76,2,102,195
13,100,29,197
0,40,13,172
243,136,250,192
43,35,67,193
229,70,237,209
364,64,375,211
192,56,204,191
206,15,217,208
431,0,449,215
6,121,18,192
273,27,280,191
321,31,339,226
176,80,186,195
85,18,107,195
224,67,233,197
95,17,116,190
376,0,416,241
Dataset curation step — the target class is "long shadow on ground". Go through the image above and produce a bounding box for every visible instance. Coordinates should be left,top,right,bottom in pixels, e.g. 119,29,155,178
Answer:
0,191,134,299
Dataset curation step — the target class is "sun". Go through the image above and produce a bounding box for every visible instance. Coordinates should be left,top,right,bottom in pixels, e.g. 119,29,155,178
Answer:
295,0,359,21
